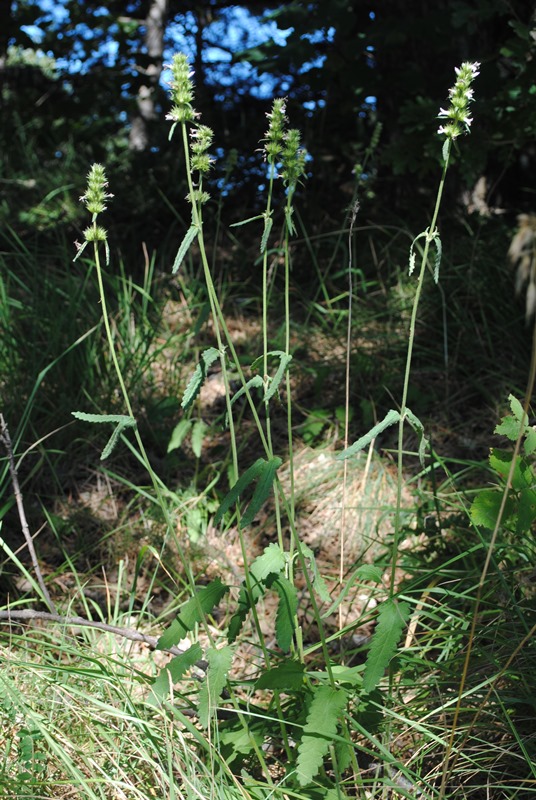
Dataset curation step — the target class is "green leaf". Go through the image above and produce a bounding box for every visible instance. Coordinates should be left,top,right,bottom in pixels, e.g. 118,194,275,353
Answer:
337,409,400,459
181,347,221,411
226,375,264,425
191,419,208,458
230,213,264,228
362,599,410,693
470,489,514,530
516,488,536,535
255,659,305,690
296,686,348,786
405,407,429,466
265,352,292,402
432,233,442,283
227,578,265,643
260,212,273,253
284,206,296,236
72,412,137,460
214,458,266,525
524,427,536,456
172,223,200,275
198,645,234,728
274,575,298,652
156,578,229,648
250,542,287,581
148,643,203,705
495,416,523,442
489,449,530,491
167,419,192,453
227,544,286,643
509,394,528,425
240,456,282,528
301,543,331,604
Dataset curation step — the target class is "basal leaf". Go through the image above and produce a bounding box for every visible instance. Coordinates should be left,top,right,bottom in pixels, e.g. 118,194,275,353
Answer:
157,578,229,648
240,456,282,528
274,575,298,652
495,415,523,442
181,347,221,411
296,686,348,786
227,577,265,643
167,419,192,453
214,458,266,525
228,544,286,644
489,449,529,490
524,427,536,456
470,489,514,530
148,643,203,705
255,659,305,690
172,223,200,275
362,599,410,694
516,488,536,535
337,409,400,460
198,645,234,728
509,394,527,426
250,542,287,581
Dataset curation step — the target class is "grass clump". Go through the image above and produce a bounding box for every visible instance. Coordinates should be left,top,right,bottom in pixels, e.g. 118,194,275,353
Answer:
1,56,535,800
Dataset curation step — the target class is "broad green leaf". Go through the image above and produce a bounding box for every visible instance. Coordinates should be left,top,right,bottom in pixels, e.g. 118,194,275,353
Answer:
227,577,265,643
156,578,229,648
337,409,400,460
516,488,536,534
250,542,287,581
524,427,536,456
219,727,263,767
274,575,298,652
181,347,221,411
148,643,203,705
214,458,266,525
509,394,528,425
489,449,529,490
260,213,273,253
362,599,410,693
255,659,305,690
240,456,282,528
470,489,514,530
321,564,382,618
296,686,348,786
495,415,523,442
198,645,234,728
167,419,192,453
405,407,429,466
191,419,208,458
172,223,199,274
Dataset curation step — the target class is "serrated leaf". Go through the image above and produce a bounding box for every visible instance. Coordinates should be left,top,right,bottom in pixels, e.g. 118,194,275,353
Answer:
405,407,429,466
240,456,282,528
296,686,348,786
524,427,536,455
148,643,203,705
227,577,265,643
301,543,331,604
167,419,193,453
198,645,234,728
156,578,229,648
214,458,266,525
191,419,208,458
265,352,292,402
251,543,287,581
470,489,514,530
230,213,264,228
516,488,536,534
362,599,410,693
495,415,523,441
226,375,264,426
489,449,529,490
432,233,442,283
509,394,527,425
72,412,137,460
172,223,200,275
337,409,400,460
260,213,273,253
273,575,298,652
284,206,296,236
181,347,221,411
255,659,305,690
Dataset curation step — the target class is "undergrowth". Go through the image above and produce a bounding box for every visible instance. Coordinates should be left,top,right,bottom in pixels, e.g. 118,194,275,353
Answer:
1,57,535,800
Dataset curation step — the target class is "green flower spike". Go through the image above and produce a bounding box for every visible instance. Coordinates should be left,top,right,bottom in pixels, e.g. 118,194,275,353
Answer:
74,163,113,265
165,53,197,132
437,61,480,141
264,98,287,164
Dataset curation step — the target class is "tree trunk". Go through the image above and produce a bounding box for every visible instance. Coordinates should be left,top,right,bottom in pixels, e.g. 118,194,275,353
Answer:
129,0,169,152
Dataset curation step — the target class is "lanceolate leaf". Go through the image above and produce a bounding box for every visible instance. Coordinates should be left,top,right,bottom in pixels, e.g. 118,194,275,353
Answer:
362,599,410,693
198,645,234,728
191,419,208,458
260,212,273,253
240,456,282,528
71,412,137,460
255,659,305,690
181,347,221,410
148,643,203,705
172,223,200,275
228,544,287,643
405,407,429,466
296,686,348,786
167,419,192,453
274,575,298,652
214,458,266,524
156,578,229,649
337,410,400,460
301,543,331,604
265,352,292,402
